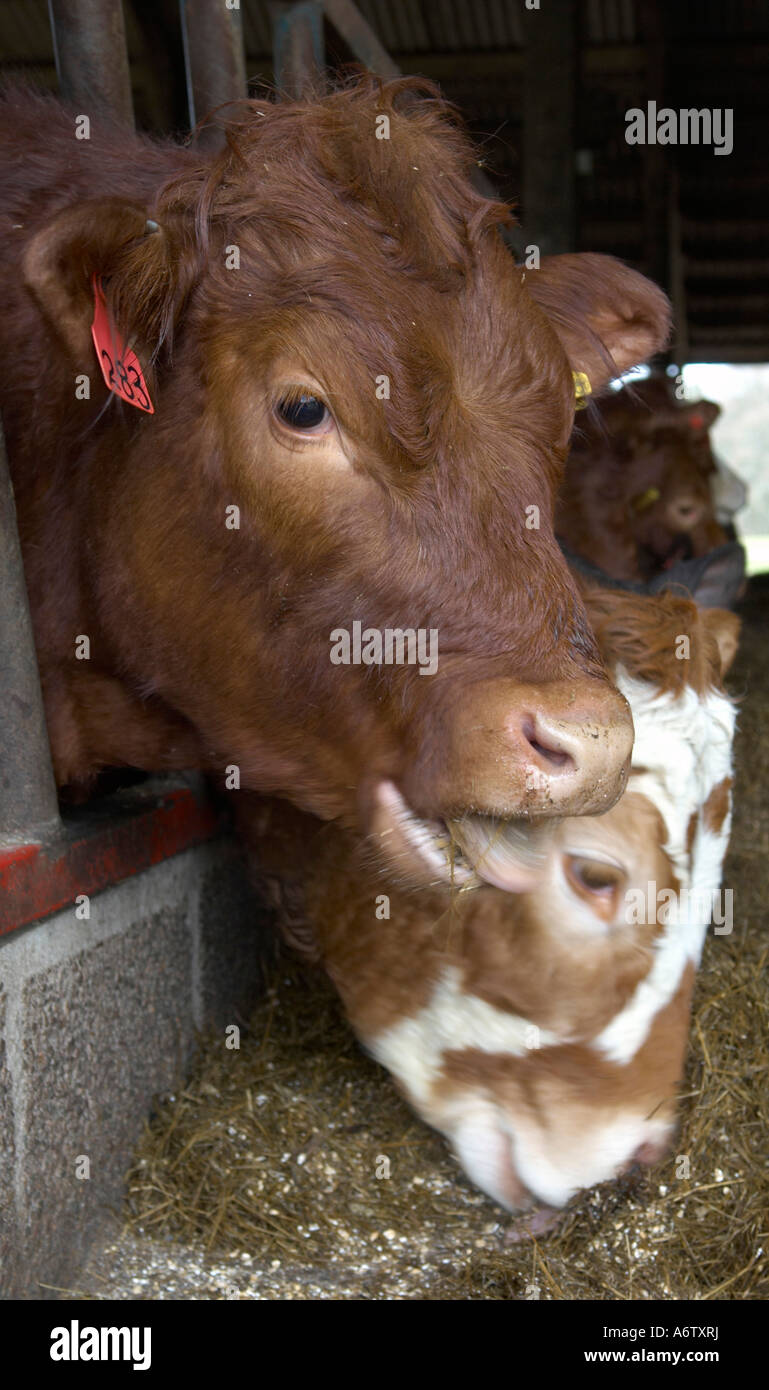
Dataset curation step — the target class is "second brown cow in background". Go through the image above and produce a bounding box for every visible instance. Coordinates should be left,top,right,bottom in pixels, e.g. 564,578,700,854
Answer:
556,373,746,602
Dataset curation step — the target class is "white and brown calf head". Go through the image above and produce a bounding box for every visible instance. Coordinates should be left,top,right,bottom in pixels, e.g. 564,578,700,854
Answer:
294,588,739,1212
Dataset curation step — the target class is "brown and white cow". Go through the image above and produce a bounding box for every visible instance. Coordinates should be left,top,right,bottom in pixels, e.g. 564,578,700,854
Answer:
0,77,671,887
248,584,739,1212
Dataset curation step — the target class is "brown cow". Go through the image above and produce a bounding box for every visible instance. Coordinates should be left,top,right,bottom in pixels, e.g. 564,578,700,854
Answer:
0,77,670,889
557,374,729,585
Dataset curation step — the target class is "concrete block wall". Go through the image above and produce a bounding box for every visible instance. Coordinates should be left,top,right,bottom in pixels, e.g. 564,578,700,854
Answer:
0,839,270,1299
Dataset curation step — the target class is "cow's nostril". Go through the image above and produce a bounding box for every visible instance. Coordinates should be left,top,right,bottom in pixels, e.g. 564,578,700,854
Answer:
521,717,575,772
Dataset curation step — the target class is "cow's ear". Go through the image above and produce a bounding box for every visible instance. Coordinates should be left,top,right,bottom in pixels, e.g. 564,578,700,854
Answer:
686,399,721,431
525,253,671,392
22,196,196,363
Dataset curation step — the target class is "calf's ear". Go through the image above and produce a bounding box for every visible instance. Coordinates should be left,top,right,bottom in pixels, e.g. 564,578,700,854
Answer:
524,253,671,392
702,609,741,677
22,196,197,364
688,543,747,613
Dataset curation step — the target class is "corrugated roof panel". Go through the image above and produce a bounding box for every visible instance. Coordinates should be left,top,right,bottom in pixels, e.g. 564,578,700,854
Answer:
508,3,525,46
435,0,463,51
409,1,433,48
452,0,480,49
377,0,418,50
484,0,508,47
619,0,636,41
586,0,639,44
346,1,525,55
359,0,397,52
667,0,769,33
239,0,528,57
469,2,494,48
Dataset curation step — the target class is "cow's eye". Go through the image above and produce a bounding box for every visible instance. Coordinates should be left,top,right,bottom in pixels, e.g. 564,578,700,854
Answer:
275,391,330,432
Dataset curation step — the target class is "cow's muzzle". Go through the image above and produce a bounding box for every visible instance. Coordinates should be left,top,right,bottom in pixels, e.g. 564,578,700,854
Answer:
369,677,634,891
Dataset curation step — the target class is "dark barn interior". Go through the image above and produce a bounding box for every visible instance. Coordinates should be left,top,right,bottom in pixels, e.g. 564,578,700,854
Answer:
3,0,768,361
0,0,767,1313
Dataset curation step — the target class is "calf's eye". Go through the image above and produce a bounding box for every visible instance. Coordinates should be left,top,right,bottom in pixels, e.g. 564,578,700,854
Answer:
563,854,626,925
275,391,330,432
566,855,623,894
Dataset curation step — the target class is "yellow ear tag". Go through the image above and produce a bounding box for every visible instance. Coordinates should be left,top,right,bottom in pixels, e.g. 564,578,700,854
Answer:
632,486,661,513
573,371,592,410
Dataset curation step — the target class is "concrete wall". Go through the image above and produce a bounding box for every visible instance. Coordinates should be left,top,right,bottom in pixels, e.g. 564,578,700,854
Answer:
0,838,270,1299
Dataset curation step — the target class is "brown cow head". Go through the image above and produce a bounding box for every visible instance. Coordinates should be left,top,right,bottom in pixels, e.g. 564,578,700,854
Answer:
609,381,725,571
558,375,727,584
20,77,671,890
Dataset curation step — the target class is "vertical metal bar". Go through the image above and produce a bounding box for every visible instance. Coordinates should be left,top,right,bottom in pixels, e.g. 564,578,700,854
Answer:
271,2,325,98
321,0,399,77
522,0,576,255
47,0,134,127
179,0,247,142
0,423,60,844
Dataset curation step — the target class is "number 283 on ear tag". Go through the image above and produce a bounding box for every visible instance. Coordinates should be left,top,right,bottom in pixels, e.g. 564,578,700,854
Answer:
91,275,154,414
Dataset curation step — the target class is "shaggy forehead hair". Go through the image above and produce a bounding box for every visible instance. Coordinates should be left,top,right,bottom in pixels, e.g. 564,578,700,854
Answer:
580,584,732,696
164,74,512,280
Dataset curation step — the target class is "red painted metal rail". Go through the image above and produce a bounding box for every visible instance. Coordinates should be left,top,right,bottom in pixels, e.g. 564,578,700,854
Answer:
0,784,221,937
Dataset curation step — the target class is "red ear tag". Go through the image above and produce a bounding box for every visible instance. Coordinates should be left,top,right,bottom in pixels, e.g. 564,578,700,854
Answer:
91,275,154,414
689,413,704,430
